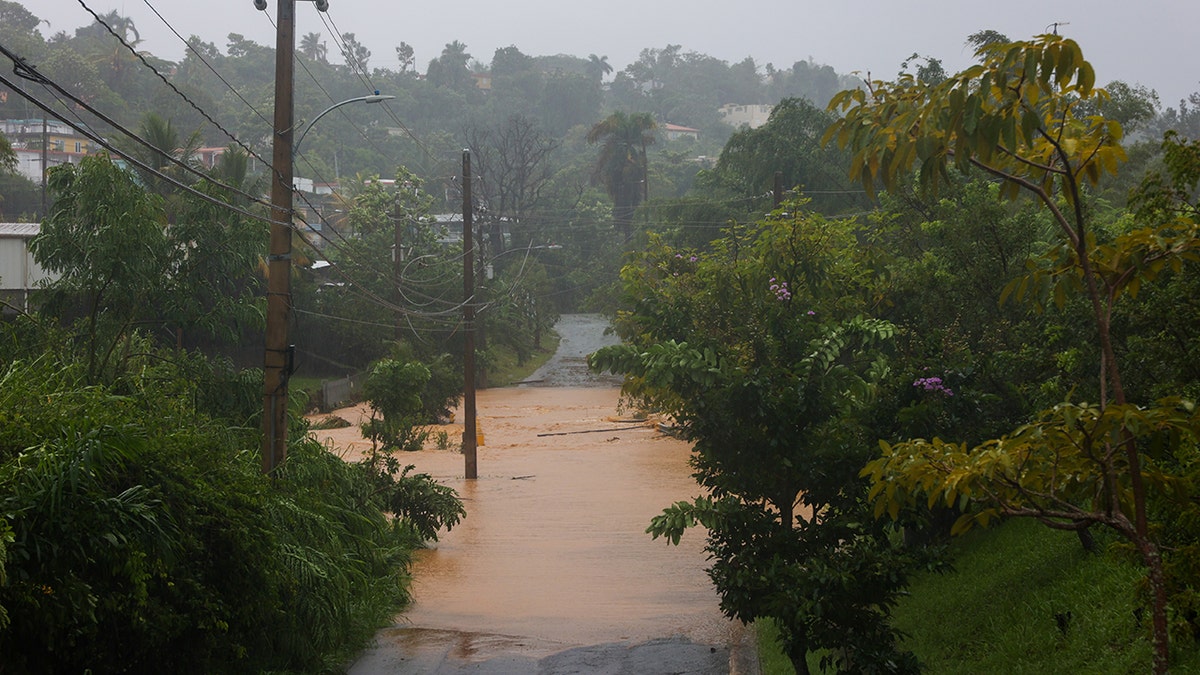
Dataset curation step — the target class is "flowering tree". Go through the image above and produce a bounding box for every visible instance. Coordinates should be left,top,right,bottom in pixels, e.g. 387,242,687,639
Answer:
591,208,929,674
827,35,1200,672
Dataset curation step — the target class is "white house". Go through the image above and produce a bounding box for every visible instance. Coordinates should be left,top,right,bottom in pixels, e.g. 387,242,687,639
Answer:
717,103,774,129
0,222,55,314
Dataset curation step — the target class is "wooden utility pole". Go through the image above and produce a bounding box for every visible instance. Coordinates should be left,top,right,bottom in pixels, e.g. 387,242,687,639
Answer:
462,150,478,480
262,0,296,474
40,117,47,217
394,192,404,341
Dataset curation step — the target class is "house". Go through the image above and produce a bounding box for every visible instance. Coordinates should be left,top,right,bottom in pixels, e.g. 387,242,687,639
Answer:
191,146,227,170
2,119,95,182
663,123,700,142
717,103,774,129
0,222,55,314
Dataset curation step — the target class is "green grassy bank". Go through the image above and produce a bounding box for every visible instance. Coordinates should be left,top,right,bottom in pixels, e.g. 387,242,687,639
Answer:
759,519,1200,673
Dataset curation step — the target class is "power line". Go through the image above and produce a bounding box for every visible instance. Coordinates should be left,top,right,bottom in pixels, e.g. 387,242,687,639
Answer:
0,45,276,213
0,69,290,230
139,0,274,130
73,0,275,172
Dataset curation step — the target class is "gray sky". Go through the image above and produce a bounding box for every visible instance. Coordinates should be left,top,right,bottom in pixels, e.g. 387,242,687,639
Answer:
23,0,1200,108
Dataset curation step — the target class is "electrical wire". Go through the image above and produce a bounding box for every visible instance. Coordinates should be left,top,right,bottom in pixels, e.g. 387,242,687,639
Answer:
139,0,274,130
316,10,437,167
74,0,274,171
0,70,293,230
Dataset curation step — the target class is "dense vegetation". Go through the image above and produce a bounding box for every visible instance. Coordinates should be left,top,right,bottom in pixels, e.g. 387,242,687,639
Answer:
4,2,1200,672
595,35,1200,674
0,324,464,672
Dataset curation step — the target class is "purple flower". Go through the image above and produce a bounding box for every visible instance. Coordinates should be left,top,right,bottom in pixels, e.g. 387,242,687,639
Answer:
913,376,954,396
689,256,698,262
807,310,815,316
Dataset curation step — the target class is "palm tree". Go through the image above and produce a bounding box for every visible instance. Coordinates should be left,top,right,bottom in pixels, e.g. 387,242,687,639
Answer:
427,41,472,90
299,32,327,63
586,54,613,82
587,111,656,240
130,113,203,213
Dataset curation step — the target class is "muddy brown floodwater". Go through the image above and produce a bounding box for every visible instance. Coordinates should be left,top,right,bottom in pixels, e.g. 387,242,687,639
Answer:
312,315,753,674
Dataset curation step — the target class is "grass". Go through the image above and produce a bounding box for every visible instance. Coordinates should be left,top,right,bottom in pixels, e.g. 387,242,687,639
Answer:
758,518,1200,674
482,331,561,387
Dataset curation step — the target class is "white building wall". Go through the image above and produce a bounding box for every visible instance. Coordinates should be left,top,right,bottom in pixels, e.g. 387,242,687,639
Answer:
0,223,55,313
717,103,775,129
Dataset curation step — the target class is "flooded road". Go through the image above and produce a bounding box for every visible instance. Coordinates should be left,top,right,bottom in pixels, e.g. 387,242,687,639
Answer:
317,315,753,674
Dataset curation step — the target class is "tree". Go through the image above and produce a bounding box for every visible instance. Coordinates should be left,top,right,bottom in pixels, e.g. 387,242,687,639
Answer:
0,131,15,173
395,41,414,73
362,358,432,452
127,112,203,200
465,114,560,254
827,34,1200,673
0,0,47,62
709,97,865,214
160,161,267,348
587,111,656,240
586,53,612,82
591,210,926,674
426,40,473,92
340,32,370,72
299,31,327,63
32,157,169,381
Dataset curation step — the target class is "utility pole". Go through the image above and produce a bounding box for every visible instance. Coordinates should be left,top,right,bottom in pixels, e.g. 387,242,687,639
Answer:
261,0,298,474
462,149,478,480
40,117,47,217
773,171,783,208
394,192,404,341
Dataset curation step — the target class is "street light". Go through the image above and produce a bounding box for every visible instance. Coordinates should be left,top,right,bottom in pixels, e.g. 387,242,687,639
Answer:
293,93,395,154
258,0,393,474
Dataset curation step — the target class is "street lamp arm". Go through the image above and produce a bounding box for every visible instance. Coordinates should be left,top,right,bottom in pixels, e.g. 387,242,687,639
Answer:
293,93,395,154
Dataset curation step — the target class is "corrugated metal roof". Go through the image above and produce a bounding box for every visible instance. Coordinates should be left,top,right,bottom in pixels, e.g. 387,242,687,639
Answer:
0,223,40,238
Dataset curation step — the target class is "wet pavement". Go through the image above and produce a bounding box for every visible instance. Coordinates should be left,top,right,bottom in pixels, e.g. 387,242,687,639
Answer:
336,315,755,675
518,314,624,388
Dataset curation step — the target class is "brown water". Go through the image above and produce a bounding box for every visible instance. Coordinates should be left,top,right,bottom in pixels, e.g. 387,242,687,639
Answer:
314,386,741,672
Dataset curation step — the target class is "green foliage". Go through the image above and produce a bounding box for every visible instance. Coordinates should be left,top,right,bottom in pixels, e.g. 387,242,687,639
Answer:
362,358,432,452
0,131,16,174
0,341,464,673
829,35,1200,673
827,34,1123,202
591,206,929,673
33,157,170,380
31,154,266,376
711,98,866,215
588,111,657,239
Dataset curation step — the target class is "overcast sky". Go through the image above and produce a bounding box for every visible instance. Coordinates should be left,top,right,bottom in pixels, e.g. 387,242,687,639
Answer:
22,0,1200,108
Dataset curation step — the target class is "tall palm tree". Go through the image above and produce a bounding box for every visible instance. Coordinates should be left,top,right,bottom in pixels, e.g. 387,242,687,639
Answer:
587,111,656,240
427,40,472,90
586,54,613,82
299,32,327,63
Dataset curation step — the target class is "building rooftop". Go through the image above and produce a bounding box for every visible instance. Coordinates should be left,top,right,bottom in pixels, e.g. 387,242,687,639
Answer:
0,223,40,238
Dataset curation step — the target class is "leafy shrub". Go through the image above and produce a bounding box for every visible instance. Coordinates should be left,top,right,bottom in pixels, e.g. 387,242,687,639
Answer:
0,344,463,673
362,358,431,451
